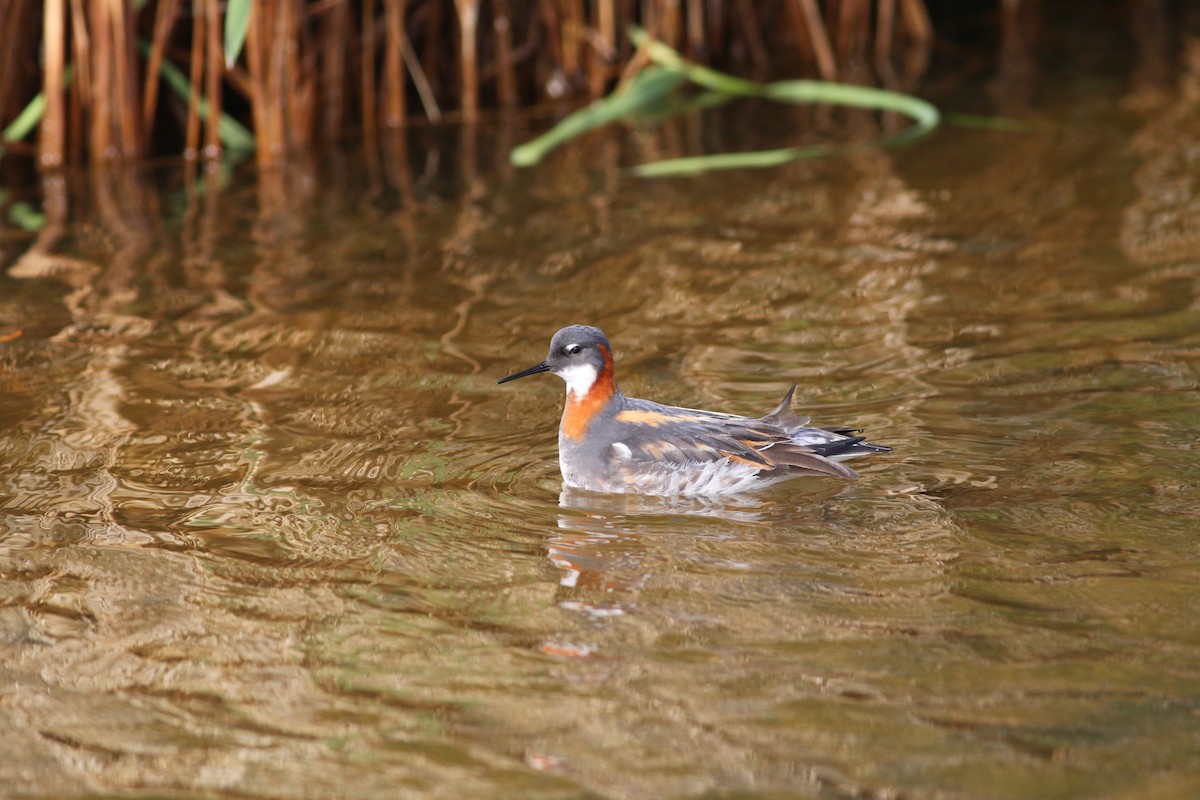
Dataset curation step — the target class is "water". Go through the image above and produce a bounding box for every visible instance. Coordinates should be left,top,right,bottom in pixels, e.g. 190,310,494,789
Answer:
3,22,1200,800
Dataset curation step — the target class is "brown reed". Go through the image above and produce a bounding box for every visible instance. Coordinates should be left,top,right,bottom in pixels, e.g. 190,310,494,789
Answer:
493,0,519,107
455,0,480,121
361,0,378,143
39,0,67,168
382,0,408,127
0,0,939,170
204,0,222,155
0,1,33,130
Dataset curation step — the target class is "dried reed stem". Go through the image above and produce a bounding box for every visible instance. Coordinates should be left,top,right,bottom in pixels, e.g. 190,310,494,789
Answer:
285,0,313,145
794,0,837,79
422,0,445,102
67,9,84,163
0,0,26,127
89,0,113,160
185,0,204,155
659,0,682,49
685,0,704,61
40,0,67,168
143,0,178,133
836,0,870,62
204,0,222,156
537,0,564,82
112,0,142,157
361,0,377,140
733,0,768,76
455,0,480,121
902,0,926,44
267,0,292,157
705,0,725,59
900,0,933,44
597,0,617,58
320,0,349,141
68,0,92,105
246,0,285,166
876,0,896,64
402,30,443,121
383,0,407,127
588,0,616,96
561,0,583,82
494,0,519,107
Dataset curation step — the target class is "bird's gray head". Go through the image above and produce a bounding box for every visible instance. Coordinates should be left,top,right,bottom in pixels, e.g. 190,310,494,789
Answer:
497,324,615,398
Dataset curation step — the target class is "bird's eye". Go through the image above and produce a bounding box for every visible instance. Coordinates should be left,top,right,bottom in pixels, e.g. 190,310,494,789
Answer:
564,344,583,356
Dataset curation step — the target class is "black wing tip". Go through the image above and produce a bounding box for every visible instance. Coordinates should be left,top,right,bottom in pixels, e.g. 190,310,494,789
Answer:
814,426,892,456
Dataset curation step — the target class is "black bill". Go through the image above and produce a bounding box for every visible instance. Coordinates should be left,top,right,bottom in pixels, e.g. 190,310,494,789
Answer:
497,361,551,384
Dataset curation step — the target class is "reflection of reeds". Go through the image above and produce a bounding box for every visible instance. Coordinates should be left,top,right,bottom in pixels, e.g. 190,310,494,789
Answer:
1,0,936,168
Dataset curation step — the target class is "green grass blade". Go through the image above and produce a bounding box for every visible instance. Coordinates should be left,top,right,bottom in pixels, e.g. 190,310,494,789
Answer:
511,27,942,177
631,144,837,177
943,112,1036,132
0,66,73,160
1,93,47,153
629,89,737,125
763,79,938,130
224,0,251,69
510,67,687,166
632,31,939,177
628,27,763,98
9,201,47,231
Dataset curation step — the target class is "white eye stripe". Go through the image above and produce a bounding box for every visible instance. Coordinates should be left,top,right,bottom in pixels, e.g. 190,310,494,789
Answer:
565,343,583,355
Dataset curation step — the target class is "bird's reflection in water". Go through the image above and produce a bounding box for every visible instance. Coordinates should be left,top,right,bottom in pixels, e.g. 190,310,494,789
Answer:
549,483,850,612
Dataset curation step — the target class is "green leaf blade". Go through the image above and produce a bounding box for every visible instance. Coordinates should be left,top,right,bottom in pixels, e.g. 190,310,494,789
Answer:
510,67,687,167
224,0,251,69
510,27,945,178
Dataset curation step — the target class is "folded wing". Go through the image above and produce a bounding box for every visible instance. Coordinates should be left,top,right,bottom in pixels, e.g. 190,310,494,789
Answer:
617,388,858,479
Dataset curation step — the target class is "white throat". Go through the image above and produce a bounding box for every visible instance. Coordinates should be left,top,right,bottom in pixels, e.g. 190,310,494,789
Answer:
556,363,599,400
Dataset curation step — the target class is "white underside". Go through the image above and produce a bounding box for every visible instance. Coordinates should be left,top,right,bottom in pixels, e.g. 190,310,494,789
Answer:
636,460,783,495
559,441,792,496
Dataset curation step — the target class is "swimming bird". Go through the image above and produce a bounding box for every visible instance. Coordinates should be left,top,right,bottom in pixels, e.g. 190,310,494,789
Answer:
498,325,890,495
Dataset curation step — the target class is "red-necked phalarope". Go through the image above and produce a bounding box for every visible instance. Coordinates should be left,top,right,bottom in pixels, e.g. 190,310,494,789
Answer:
498,325,890,495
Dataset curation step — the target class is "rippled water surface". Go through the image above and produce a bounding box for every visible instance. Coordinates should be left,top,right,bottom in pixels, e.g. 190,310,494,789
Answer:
4,24,1200,800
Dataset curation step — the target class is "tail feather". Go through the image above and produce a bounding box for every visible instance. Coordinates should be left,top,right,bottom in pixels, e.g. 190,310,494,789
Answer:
761,384,889,473
761,385,810,429
763,443,859,479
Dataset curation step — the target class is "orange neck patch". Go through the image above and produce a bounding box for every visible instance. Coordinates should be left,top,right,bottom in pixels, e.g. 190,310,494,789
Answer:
561,345,616,442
